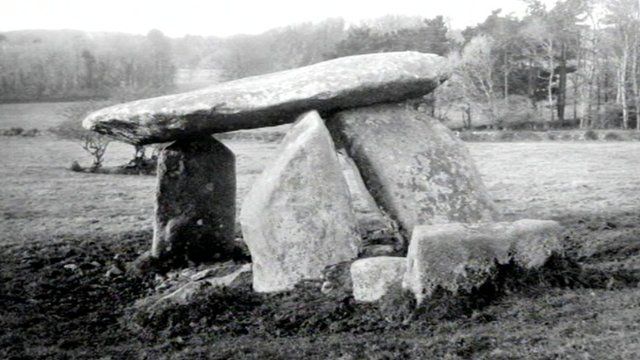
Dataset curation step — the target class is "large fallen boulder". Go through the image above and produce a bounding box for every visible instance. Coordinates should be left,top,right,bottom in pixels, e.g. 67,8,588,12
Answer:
240,111,360,292
83,52,449,144
351,257,406,302
402,220,563,304
152,136,236,265
327,103,498,238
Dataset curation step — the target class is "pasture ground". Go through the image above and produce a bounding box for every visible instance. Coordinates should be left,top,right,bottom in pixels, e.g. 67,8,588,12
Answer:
2,103,640,358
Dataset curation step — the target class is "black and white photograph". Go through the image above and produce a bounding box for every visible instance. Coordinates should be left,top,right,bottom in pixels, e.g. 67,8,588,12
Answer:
1,0,640,358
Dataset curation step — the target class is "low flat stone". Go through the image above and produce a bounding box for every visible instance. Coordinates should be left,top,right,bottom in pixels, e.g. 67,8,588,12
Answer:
351,257,406,302
83,52,449,144
402,220,563,304
240,111,360,292
327,103,498,239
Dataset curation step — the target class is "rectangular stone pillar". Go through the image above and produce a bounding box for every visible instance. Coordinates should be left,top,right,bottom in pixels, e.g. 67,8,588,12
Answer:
152,136,236,266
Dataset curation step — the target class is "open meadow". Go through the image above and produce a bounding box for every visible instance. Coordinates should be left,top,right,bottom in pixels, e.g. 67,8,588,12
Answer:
2,102,640,358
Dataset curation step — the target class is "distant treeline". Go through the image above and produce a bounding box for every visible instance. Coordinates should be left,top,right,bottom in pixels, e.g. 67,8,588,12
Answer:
194,0,640,131
436,0,640,130
163,16,449,82
0,16,449,103
0,29,175,102
2,0,640,130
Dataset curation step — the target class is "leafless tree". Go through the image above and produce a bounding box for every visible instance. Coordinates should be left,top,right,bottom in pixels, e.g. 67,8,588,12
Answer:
50,102,112,170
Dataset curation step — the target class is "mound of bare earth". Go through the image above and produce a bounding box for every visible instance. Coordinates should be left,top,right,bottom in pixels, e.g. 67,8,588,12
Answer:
2,211,640,359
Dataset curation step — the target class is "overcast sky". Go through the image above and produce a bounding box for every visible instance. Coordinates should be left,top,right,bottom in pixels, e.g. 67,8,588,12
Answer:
1,0,559,37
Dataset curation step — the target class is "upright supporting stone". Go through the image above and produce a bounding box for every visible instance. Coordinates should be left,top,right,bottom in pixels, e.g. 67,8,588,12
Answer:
328,103,498,238
240,111,360,293
152,136,236,265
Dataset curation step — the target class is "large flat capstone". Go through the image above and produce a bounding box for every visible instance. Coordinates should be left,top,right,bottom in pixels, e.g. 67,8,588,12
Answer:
327,103,498,238
240,111,360,292
82,52,449,144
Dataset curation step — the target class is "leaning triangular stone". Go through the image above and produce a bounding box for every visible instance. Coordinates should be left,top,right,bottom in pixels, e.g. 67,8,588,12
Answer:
240,110,360,292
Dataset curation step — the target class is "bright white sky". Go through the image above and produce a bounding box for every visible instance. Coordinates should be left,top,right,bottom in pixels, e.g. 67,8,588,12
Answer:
0,0,559,37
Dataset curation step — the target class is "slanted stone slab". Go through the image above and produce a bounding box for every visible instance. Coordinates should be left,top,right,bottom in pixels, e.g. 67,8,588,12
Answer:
152,136,236,264
337,150,400,246
402,220,563,304
327,103,498,238
351,257,406,302
240,111,360,292
83,52,449,144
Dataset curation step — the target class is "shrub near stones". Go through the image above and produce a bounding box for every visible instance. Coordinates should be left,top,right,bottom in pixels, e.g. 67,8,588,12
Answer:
584,129,598,140
0,127,39,136
604,132,622,141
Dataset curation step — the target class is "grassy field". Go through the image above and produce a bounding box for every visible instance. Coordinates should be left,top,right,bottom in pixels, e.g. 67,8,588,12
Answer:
0,102,81,129
2,102,640,358
2,134,639,245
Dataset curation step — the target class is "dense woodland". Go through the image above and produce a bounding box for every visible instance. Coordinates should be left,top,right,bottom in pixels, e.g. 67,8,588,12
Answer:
0,29,175,102
1,0,639,129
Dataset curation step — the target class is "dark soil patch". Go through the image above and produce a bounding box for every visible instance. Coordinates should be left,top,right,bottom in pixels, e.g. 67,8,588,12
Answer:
2,212,640,358
0,231,154,359
555,211,640,263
